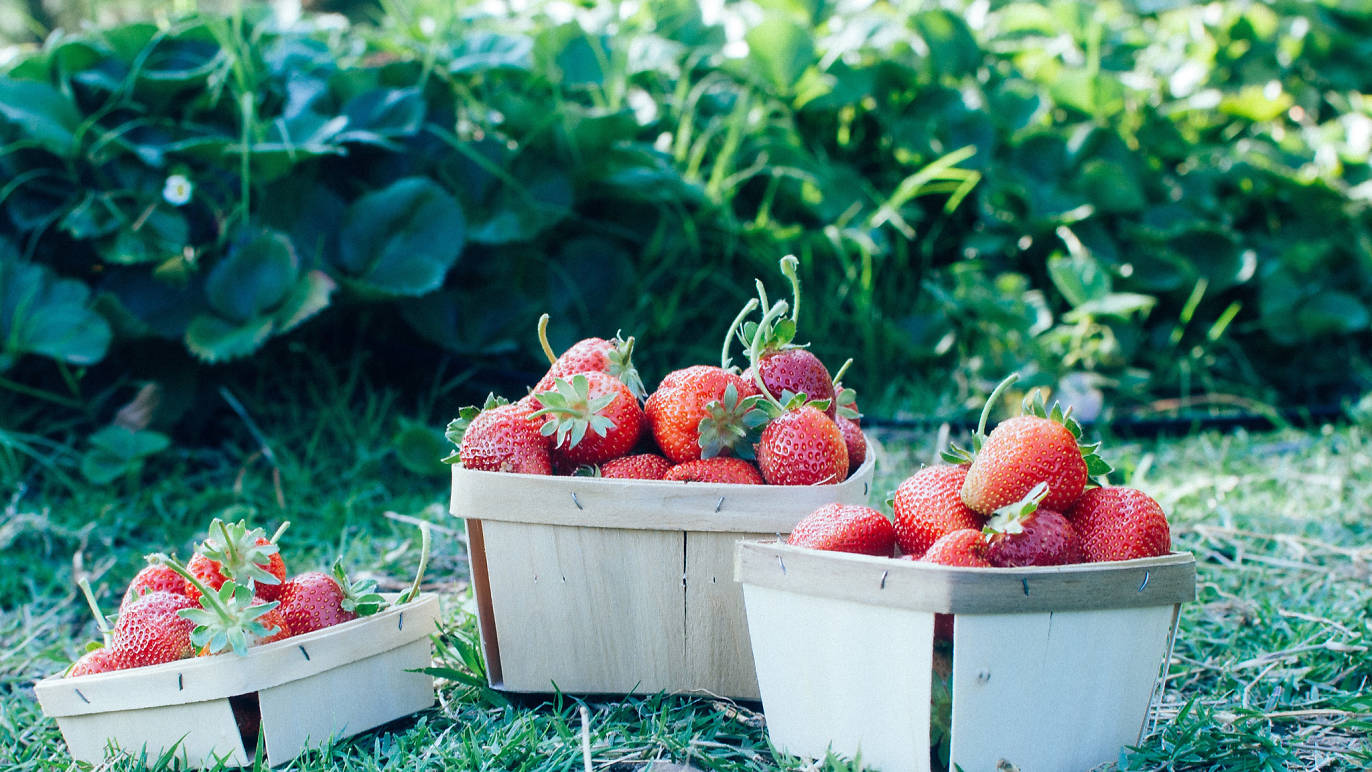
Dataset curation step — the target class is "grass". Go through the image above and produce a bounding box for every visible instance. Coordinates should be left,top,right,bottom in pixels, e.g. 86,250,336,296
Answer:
2,359,1371,770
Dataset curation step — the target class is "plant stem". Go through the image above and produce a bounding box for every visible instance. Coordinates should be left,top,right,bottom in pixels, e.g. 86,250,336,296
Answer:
403,521,431,605
537,314,557,366
779,255,801,326
832,357,853,386
76,577,112,642
748,300,790,408
977,373,1020,439
720,298,759,370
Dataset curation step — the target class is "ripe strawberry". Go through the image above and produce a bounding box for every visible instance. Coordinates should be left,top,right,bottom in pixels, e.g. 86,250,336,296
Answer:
600,453,672,480
533,317,646,399
892,465,984,558
756,403,848,486
277,572,356,635
1067,486,1171,562
532,372,644,466
68,647,121,678
743,349,836,418
945,375,1111,515
450,394,553,475
787,504,895,556
982,483,1083,567
663,457,764,485
837,417,866,473
120,563,190,611
184,520,288,604
111,590,196,668
920,528,991,567
645,366,763,463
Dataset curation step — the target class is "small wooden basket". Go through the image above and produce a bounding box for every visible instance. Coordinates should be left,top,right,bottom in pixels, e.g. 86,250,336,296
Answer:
34,594,440,769
735,541,1196,772
450,455,875,699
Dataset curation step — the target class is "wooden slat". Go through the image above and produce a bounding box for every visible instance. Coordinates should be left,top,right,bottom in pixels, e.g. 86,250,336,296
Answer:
480,520,687,694
35,594,440,716
948,605,1180,770
464,519,503,688
683,531,766,699
449,455,874,533
742,584,935,772
55,699,248,768
735,541,1195,614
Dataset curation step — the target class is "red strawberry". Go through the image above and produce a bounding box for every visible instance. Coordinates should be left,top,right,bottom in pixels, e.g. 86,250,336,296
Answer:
111,590,196,668
533,317,646,399
892,465,984,558
279,560,388,635
120,563,190,611
982,483,1083,567
644,366,762,463
837,417,866,473
532,372,644,466
756,403,848,486
247,597,292,645
744,349,836,418
184,520,288,604
453,395,553,475
663,457,764,485
68,647,121,678
946,375,1111,515
920,529,991,567
600,453,672,480
787,504,895,556
1067,486,1171,562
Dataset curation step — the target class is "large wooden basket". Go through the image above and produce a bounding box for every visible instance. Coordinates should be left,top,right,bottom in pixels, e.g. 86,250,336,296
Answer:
450,454,875,699
735,541,1196,771
34,594,440,768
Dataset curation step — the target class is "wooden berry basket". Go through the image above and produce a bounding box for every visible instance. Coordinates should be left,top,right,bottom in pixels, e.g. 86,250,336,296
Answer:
34,593,440,769
449,454,875,699
735,541,1196,772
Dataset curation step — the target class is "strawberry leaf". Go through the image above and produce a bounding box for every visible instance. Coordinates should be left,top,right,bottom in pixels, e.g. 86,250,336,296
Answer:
699,383,765,459
200,518,280,588
332,559,387,617
983,481,1049,538
529,374,619,450
606,332,646,400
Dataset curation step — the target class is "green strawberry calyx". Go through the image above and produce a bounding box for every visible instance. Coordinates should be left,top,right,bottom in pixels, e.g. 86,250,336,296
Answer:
331,558,387,617
698,382,768,460
538,314,646,399
199,518,282,591
153,553,281,656
832,357,860,421
982,481,1049,540
443,393,511,463
529,374,619,450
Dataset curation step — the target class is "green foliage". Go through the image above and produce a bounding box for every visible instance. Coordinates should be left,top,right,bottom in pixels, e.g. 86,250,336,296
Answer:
0,0,1370,419
78,424,169,484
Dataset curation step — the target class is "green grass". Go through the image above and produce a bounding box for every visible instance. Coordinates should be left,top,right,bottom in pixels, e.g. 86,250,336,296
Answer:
2,364,1371,770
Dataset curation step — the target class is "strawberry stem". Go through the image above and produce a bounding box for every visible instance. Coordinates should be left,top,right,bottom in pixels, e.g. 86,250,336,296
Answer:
779,255,801,327
537,313,557,366
720,297,760,371
399,521,432,606
747,299,791,409
832,357,853,385
152,553,230,617
269,521,290,544
976,372,1020,440
76,576,112,643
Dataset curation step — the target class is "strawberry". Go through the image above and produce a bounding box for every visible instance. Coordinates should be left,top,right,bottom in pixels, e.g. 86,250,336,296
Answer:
891,465,984,558
743,349,836,418
837,417,866,473
599,453,672,480
982,483,1083,567
920,528,991,568
158,554,291,655
68,647,121,678
278,560,386,636
533,315,646,399
787,504,895,556
449,394,553,475
755,401,848,486
1067,486,1171,562
663,457,764,485
644,366,763,463
111,590,196,668
945,374,1111,515
532,372,644,466
246,598,292,646
120,563,190,611
184,519,288,604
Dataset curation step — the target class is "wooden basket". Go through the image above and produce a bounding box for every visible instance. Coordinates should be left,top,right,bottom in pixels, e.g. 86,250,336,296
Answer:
450,455,875,699
34,594,440,768
735,541,1196,772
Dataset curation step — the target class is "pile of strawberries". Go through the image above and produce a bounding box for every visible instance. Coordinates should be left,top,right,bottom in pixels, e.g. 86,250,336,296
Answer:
447,258,866,487
64,516,417,679
787,374,1172,568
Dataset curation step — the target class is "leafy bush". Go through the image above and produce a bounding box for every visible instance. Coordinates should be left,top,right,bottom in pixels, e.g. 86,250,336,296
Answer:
1,0,1369,426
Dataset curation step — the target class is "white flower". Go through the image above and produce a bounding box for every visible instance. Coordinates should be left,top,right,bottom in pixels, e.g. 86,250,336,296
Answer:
162,174,193,207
